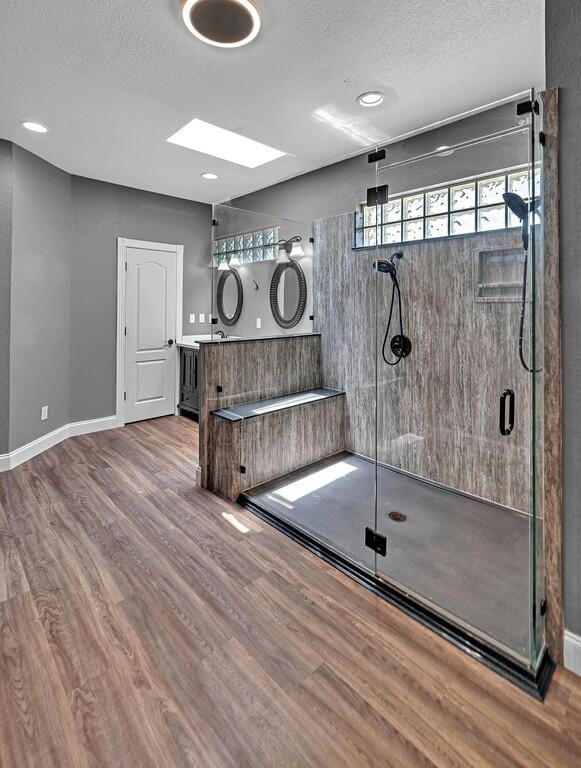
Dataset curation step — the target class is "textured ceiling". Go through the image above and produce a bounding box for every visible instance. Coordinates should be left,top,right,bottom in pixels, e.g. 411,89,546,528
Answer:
0,0,544,204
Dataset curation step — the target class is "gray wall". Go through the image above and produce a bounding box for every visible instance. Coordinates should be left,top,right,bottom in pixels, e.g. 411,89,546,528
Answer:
10,146,72,450
0,142,212,449
233,102,525,223
0,142,12,453
546,0,581,635
214,257,313,339
70,177,210,421
212,203,313,339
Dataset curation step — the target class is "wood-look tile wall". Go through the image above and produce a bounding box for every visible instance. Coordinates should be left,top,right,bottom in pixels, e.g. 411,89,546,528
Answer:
540,88,563,663
314,216,532,511
199,335,322,489
241,396,346,492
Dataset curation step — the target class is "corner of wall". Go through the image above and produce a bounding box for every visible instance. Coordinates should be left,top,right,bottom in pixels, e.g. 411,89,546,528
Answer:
0,140,13,455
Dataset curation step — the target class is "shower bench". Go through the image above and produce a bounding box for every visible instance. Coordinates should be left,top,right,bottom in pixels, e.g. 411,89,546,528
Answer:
207,387,346,501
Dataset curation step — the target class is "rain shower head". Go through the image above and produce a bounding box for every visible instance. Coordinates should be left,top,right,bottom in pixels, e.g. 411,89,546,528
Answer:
503,192,529,222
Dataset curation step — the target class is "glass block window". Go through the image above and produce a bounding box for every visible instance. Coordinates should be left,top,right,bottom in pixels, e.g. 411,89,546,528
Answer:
213,226,280,266
354,165,540,248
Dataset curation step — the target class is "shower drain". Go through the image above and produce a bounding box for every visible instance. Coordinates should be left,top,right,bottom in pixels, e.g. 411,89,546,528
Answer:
388,511,407,523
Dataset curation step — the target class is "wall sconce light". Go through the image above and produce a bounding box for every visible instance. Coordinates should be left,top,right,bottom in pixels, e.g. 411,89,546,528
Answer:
276,235,304,263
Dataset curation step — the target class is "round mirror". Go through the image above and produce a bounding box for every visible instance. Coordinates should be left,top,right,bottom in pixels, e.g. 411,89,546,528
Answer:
217,269,243,326
269,260,307,329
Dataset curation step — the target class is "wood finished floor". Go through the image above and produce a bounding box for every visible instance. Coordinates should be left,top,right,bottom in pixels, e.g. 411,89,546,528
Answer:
0,417,580,768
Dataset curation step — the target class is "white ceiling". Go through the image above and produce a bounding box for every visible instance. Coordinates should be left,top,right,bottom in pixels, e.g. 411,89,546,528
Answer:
0,0,544,204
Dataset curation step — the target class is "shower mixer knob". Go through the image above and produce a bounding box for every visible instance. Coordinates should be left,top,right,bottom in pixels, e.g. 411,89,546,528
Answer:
391,335,412,359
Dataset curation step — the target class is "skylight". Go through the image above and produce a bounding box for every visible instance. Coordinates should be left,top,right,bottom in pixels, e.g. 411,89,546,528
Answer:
166,118,286,168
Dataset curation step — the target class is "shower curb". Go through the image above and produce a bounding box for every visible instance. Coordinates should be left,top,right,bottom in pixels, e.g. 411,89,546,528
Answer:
239,495,555,700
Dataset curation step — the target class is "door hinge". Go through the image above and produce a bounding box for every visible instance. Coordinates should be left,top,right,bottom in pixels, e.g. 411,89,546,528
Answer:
124,326,127,336
517,99,539,116
367,184,388,207
540,598,547,616
539,131,546,146
124,391,127,401
368,148,386,163
365,527,387,556
125,261,127,271
240,465,246,475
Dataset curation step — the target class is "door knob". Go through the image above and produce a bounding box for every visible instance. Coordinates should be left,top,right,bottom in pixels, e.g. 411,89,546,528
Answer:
167,339,174,346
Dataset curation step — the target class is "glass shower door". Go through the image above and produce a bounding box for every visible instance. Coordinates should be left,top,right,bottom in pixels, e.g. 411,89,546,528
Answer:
369,96,545,667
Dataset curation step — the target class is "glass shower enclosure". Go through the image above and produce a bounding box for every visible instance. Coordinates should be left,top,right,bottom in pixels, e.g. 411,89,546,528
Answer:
242,92,548,690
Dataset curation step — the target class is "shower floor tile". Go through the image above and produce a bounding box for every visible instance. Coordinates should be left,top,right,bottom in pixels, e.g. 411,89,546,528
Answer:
243,452,530,659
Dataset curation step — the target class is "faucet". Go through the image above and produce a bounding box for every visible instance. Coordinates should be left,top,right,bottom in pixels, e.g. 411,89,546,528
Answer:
216,330,226,339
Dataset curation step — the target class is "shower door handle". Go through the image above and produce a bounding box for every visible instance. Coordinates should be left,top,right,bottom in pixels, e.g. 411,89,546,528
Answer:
499,389,515,436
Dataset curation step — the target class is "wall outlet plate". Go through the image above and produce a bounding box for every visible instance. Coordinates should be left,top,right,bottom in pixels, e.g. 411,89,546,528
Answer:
199,313,205,323
256,317,262,329
189,313,195,323
41,405,48,421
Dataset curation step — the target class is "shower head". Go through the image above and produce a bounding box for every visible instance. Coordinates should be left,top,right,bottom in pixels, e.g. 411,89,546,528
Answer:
503,192,529,222
373,259,396,276
373,251,403,279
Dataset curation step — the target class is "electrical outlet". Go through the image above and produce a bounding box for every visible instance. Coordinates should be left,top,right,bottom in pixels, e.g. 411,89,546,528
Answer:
189,313,195,323
256,317,262,329
199,313,205,323
41,405,48,421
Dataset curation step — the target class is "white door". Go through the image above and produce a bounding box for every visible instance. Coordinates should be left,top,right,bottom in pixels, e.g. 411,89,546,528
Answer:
124,246,177,423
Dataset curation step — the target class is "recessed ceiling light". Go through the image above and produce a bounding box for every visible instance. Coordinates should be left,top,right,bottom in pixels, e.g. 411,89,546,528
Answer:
357,91,384,108
181,0,260,48
22,121,48,133
201,172,218,179
167,118,286,168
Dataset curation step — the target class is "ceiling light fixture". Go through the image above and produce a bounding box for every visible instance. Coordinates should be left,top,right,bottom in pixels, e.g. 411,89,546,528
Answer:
357,91,384,108
201,171,218,179
436,145,455,157
22,121,48,133
167,118,285,168
181,0,261,48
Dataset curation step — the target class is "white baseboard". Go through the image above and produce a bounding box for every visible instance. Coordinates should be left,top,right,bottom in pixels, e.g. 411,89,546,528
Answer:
564,630,581,676
0,415,119,472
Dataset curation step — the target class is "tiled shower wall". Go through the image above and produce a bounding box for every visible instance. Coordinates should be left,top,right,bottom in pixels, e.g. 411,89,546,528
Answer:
314,213,531,511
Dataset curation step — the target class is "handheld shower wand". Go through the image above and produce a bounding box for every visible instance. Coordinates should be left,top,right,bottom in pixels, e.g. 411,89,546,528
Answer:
502,192,541,373
373,251,412,366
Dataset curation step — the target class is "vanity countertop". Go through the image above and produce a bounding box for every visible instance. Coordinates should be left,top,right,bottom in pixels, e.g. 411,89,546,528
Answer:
176,334,242,349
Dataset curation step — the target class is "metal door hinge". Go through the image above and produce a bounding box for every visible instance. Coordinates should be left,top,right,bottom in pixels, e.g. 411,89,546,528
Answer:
365,527,387,556
240,465,246,475
540,598,547,616
125,261,127,271
517,99,539,116
367,184,388,207
539,131,546,146
124,326,127,336
368,149,386,163
124,392,127,401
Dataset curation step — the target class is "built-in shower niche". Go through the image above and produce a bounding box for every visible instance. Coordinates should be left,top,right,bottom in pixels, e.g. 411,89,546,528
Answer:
476,246,524,302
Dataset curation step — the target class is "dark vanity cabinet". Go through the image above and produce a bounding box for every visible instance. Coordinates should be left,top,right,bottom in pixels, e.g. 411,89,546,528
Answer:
179,347,199,419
